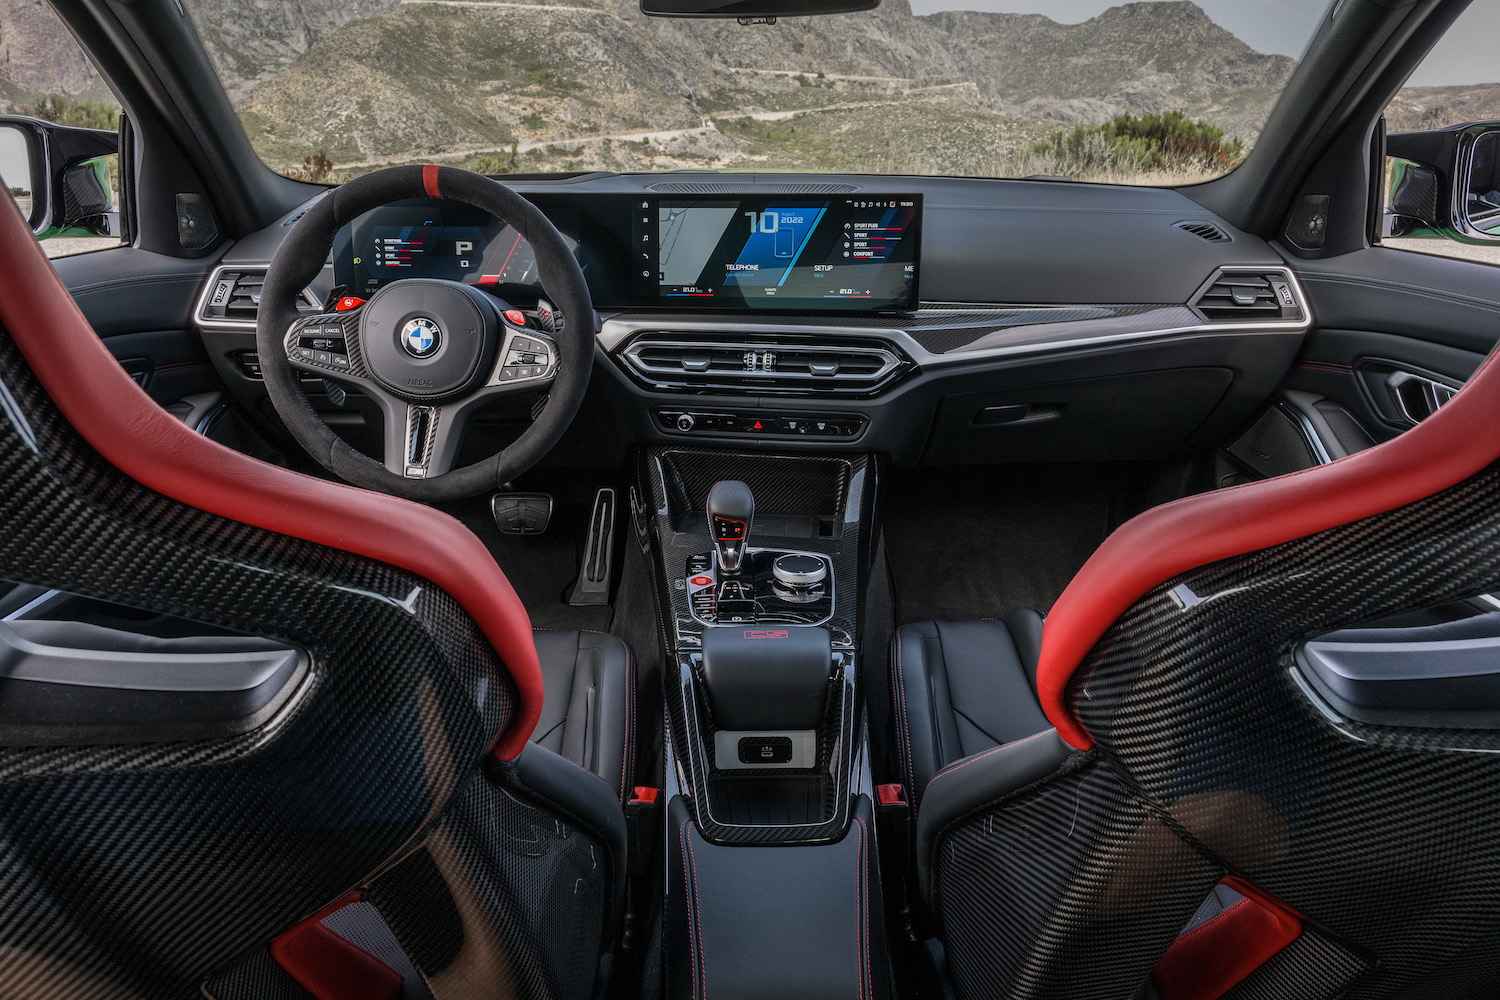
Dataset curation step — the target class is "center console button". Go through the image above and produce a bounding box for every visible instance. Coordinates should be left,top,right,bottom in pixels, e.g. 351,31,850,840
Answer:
676,413,695,432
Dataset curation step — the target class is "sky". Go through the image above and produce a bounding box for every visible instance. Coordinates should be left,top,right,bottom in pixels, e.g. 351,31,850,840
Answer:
906,0,1500,87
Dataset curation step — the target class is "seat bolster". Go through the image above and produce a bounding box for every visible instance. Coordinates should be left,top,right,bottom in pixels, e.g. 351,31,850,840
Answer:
507,743,629,936
892,622,950,803
533,629,634,803
915,729,1076,907
1001,609,1046,695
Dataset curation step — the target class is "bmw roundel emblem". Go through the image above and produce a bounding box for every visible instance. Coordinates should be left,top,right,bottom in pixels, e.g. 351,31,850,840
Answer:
400,317,441,358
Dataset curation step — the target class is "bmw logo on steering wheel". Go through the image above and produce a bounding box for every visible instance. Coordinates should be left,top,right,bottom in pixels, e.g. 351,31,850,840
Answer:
400,317,441,358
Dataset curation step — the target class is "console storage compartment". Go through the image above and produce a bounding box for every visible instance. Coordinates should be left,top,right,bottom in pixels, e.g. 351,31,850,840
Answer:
668,794,888,1000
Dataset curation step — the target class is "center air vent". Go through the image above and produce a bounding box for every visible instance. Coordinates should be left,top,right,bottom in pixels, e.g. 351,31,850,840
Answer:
617,334,906,396
1191,268,1305,324
197,266,320,330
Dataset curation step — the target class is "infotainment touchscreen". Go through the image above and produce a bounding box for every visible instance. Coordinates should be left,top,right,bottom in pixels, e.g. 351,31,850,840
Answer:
633,195,920,312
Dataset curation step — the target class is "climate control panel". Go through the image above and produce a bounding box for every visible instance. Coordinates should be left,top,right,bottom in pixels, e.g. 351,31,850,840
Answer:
656,409,865,439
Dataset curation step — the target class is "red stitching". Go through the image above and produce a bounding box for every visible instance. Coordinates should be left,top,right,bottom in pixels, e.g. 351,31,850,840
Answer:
925,729,1056,794
894,629,916,808
1170,897,1253,946
678,820,698,1000
686,824,708,1000
854,817,870,1000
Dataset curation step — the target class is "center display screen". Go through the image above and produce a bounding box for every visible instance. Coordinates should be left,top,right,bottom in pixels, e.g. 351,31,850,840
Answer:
634,195,920,312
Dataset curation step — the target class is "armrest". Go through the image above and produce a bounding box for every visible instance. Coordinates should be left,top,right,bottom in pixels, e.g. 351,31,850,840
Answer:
915,729,1076,907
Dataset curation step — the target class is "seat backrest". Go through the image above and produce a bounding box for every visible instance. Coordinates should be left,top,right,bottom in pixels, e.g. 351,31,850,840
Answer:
925,337,1500,999
0,188,611,998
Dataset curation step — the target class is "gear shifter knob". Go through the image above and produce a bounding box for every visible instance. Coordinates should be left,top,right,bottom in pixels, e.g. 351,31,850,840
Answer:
707,480,754,574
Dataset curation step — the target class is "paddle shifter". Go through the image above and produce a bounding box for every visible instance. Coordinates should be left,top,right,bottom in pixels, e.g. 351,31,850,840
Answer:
707,480,754,574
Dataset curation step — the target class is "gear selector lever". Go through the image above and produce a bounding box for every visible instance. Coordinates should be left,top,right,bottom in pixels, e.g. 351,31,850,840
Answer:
707,480,754,574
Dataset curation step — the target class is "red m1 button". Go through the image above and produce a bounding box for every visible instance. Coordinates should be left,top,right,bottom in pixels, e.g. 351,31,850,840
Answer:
334,296,365,311
503,308,528,326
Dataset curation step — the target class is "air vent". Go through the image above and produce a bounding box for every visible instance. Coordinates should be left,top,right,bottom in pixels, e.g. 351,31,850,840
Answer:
617,334,905,396
647,181,859,194
1191,269,1304,324
1174,220,1231,243
196,266,320,330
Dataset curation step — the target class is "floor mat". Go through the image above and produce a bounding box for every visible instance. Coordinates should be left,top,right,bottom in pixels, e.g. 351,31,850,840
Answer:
883,464,1123,624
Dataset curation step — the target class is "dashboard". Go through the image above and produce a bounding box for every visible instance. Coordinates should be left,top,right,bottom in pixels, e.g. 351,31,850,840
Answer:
205,172,1314,469
332,194,921,313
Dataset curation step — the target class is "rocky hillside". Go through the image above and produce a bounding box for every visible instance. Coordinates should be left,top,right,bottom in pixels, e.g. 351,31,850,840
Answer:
217,0,1301,175
1386,84,1500,133
0,0,97,103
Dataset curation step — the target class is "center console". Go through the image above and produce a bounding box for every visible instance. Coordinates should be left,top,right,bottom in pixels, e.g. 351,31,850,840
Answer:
635,447,890,998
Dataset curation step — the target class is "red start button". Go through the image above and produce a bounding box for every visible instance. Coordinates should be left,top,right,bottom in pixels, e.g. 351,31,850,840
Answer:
690,575,713,587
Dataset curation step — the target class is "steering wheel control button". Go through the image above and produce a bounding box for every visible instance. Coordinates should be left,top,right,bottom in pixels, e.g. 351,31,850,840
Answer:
335,296,365,312
502,308,528,327
401,317,442,358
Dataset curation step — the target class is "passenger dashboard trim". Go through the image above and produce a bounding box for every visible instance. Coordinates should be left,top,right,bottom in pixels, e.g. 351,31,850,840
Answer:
598,265,1311,372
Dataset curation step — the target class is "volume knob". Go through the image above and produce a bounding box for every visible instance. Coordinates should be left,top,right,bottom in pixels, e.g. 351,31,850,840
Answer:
772,554,827,589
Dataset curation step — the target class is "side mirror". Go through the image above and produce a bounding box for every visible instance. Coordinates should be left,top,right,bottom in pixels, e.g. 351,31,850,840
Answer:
0,115,119,241
1386,121,1500,245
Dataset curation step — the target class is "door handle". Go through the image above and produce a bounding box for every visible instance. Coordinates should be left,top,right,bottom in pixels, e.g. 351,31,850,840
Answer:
1385,371,1459,425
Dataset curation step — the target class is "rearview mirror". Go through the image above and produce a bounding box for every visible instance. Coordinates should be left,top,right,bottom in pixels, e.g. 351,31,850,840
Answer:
1386,121,1500,245
641,0,877,19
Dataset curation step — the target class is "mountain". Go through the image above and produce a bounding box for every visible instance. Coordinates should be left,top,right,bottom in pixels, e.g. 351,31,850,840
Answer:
1386,83,1500,133
225,0,1299,175
0,0,97,101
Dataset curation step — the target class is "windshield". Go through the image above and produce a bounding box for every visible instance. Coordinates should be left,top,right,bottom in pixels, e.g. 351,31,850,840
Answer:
210,1,1322,184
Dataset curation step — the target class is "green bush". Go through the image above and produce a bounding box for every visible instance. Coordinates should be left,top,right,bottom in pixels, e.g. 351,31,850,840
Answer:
467,141,522,175
1033,111,1244,177
24,94,119,131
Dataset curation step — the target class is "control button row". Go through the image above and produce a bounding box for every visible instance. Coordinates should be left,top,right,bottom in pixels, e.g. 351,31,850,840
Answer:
657,410,864,438
298,346,351,370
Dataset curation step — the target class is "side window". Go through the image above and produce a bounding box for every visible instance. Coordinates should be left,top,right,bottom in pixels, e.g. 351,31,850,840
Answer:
0,4,124,258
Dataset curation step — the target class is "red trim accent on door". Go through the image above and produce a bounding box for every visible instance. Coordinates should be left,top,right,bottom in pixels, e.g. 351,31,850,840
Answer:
0,180,543,760
1037,343,1500,749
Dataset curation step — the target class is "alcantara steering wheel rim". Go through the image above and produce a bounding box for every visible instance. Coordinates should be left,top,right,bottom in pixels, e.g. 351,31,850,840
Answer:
256,164,594,503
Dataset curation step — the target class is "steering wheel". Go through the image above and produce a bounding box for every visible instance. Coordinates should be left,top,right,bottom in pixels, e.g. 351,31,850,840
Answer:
256,165,594,502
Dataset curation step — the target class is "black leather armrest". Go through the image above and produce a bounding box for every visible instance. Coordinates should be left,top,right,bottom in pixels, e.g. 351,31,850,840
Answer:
915,729,1076,907
500,743,629,939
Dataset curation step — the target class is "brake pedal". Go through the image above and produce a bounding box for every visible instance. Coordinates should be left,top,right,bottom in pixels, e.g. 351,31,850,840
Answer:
491,493,553,535
568,488,617,606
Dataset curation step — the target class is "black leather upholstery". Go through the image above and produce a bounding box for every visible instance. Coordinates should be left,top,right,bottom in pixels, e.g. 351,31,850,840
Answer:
891,612,1052,810
531,629,634,803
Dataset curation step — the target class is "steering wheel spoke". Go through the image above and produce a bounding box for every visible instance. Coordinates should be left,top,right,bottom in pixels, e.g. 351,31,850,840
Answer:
489,324,559,393
384,401,459,479
284,310,371,384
